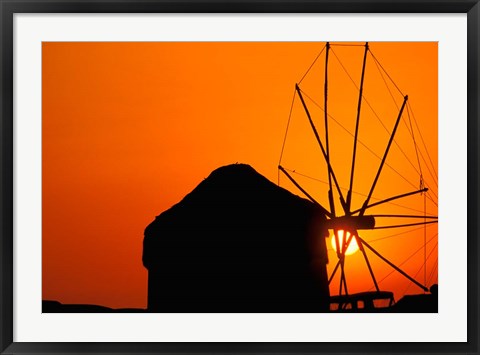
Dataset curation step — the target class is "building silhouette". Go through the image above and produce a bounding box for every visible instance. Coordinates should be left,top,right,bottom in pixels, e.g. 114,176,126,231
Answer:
143,164,330,312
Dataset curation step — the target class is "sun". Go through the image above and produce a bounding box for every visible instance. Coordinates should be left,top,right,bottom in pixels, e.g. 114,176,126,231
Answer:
330,230,359,256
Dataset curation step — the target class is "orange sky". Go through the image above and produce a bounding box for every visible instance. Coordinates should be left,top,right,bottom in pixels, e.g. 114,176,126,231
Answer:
42,42,437,310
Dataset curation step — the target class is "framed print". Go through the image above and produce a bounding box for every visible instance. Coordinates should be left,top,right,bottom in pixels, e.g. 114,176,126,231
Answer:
1,1,479,354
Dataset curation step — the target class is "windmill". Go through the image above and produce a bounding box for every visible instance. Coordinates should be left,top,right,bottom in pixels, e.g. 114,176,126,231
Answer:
278,42,438,311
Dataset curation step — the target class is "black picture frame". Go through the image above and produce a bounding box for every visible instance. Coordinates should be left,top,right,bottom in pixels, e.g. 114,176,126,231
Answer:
1,1,478,354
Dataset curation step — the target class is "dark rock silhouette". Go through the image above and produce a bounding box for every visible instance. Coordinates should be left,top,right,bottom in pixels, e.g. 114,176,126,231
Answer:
390,294,438,312
42,300,146,313
143,164,330,312
390,284,438,312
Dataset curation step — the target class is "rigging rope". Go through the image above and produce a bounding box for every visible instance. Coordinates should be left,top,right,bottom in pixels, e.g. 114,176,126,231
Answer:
368,50,439,206
331,48,428,193
368,224,436,244
406,100,423,180
382,100,439,191
278,89,297,169
406,105,439,191
371,55,431,192
298,44,326,84
424,188,427,290
298,88,438,207
290,47,438,206
402,240,438,295
326,224,437,253
371,54,400,111
427,259,438,286
407,101,439,180
367,232,438,291
330,43,366,47
369,50,404,97
282,166,434,214
372,57,438,194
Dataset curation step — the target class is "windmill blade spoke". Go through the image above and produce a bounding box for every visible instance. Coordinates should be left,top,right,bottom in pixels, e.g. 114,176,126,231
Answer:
339,258,348,295
348,42,369,210
356,231,380,292
351,188,428,215
278,165,331,217
295,84,348,212
367,233,438,291
360,95,409,216
328,259,341,285
373,220,438,230
356,235,429,292
372,214,438,219
323,43,336,217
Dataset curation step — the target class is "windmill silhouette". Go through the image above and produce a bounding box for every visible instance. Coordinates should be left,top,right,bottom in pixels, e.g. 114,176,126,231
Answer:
278,42,438,311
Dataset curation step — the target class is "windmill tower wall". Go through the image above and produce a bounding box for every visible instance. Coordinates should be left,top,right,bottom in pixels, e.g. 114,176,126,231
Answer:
143,164,330,312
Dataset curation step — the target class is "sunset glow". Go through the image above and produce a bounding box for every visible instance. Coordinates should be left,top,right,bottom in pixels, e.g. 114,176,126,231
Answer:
42,42,438,309
330,230,359,256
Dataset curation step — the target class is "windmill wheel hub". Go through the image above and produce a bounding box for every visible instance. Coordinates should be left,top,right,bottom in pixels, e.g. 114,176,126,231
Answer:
325,215,375,231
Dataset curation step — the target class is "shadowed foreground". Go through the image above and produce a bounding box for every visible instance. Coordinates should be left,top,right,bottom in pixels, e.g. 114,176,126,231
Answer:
42,300,145,313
